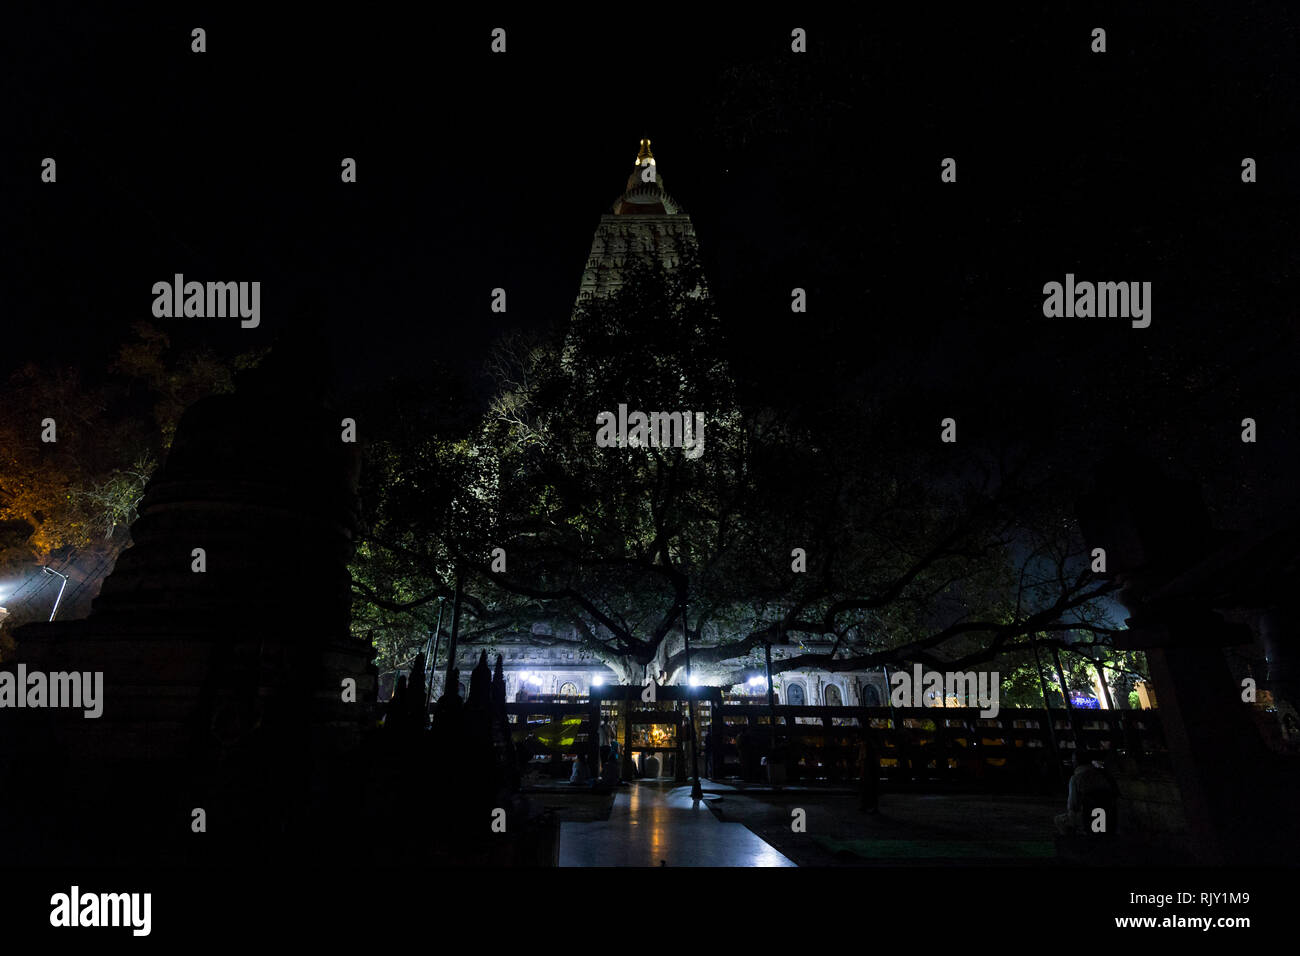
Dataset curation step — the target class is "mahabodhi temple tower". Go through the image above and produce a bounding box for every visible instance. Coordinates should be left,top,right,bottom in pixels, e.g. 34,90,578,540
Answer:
576,138,701,301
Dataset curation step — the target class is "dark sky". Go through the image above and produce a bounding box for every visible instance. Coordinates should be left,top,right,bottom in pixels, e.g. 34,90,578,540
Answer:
6,6,1299,520
5,10,808,387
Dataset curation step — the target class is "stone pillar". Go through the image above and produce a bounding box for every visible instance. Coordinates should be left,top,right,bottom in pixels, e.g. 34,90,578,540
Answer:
674,708,687,783
621,689,635,779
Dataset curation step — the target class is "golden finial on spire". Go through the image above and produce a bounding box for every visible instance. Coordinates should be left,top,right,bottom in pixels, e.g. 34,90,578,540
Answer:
636,138,655,165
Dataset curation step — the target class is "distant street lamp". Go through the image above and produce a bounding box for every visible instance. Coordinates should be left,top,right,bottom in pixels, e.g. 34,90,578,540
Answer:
42,566,69,622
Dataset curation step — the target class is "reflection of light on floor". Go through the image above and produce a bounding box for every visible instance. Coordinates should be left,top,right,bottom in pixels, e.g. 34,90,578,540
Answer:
559,783,796,867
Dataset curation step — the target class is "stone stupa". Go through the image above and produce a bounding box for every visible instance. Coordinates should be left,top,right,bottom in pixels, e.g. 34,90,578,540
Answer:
0,325,377,864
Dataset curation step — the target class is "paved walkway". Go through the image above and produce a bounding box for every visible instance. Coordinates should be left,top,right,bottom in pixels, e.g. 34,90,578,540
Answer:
559,781,796,867
706,790,1063,866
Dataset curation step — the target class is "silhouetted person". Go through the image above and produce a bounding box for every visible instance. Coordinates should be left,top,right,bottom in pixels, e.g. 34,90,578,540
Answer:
462,651,497,801
431,667,464,765
1054,750,1118,836
386,674,409,731
593,751,621,791
433,668,462,720
569,754,592,785
407,652,428,727
598,720,614,769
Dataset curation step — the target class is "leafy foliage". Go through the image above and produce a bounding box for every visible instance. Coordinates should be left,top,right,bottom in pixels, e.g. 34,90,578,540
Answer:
351,252,1129,690
0,324,259,617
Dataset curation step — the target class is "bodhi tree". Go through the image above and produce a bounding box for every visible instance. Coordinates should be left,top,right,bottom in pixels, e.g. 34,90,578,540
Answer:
351,250,1127,693
351,253,755,684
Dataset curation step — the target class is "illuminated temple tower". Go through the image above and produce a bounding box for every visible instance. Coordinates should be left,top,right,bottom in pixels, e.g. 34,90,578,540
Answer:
424,139,894,716
576,138,701,300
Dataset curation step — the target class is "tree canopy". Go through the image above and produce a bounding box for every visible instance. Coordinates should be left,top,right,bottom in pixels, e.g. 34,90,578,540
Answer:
349,252,1129,693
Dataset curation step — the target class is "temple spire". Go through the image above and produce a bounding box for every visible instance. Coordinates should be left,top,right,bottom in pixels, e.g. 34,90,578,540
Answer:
624,136,664,196
636,137,655,167
576,136,697,299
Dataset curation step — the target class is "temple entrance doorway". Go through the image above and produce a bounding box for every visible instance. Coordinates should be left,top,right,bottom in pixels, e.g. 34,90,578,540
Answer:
629,709,682,779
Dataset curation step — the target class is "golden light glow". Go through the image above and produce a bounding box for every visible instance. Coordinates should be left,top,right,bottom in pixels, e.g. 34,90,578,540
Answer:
636,137,655,165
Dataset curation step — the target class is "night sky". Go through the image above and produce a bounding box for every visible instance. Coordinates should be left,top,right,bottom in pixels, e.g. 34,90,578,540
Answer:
6,7,1299,518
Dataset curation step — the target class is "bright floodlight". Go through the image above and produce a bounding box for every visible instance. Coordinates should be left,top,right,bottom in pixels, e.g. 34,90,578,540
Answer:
591,674,604,686
689,675,700,687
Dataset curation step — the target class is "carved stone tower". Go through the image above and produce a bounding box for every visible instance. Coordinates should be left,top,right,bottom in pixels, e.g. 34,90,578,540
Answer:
576,138,701,300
